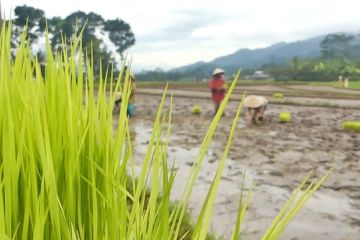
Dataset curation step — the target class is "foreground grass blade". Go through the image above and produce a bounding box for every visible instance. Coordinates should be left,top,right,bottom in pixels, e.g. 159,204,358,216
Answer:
191,90,245,240
231,171,254,240
171,71,241,240
261,169,333,240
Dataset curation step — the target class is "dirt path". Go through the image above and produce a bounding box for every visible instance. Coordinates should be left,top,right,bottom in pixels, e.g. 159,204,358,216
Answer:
286,85,360,95
138,82,360,98
125,94,360,239
136,88,360,109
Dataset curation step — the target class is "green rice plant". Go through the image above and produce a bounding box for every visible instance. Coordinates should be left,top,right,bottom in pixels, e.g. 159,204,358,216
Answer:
342,121,360,132
261,169,332,239
192,105,203,114
0,21,331,240
349,81,360,89
279,112,291,123
272,93,284,99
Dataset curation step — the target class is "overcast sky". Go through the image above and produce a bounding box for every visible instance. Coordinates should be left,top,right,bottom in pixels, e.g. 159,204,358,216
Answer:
3,0,360,71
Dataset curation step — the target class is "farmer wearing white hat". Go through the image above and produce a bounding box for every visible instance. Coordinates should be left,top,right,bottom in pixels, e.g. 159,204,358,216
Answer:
209,68,227,114
244,95,268,124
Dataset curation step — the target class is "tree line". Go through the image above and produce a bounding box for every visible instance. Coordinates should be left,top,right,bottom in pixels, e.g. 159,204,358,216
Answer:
138,33,360,82
264,33,360,81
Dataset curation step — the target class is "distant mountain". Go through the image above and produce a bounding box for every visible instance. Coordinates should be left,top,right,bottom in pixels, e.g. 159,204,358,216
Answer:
171,35,326,73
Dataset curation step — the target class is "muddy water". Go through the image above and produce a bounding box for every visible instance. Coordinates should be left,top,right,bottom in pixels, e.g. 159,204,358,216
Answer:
125,94,360,239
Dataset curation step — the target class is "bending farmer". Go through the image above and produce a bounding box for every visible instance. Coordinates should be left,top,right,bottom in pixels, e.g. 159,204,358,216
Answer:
244,95,268,124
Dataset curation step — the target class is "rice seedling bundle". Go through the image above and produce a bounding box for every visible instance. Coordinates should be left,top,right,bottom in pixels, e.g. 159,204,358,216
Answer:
279,112,291,123
342,121,360,132
192,105,203,114
272,93,284,99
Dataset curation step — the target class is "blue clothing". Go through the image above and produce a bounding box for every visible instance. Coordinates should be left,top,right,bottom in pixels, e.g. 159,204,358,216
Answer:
127,103,136,117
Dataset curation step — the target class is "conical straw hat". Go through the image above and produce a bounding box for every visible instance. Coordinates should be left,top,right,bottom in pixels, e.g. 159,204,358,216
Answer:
244,95,268,108
212,68,225,76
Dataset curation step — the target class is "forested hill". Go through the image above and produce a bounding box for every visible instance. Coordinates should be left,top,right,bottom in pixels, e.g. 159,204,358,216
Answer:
172,35,325,73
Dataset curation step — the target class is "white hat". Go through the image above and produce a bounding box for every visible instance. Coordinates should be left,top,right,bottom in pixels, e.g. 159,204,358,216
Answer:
243,95,268,108
212,68,225,76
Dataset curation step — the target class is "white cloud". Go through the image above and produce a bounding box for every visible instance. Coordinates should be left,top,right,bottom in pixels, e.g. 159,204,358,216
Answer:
3,0,360,70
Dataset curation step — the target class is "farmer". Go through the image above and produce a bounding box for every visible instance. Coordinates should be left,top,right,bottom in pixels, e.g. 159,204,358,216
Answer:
338,75,344,87
209,68,227,114
243,95,268,124
113,71,136,117
127,71,136,117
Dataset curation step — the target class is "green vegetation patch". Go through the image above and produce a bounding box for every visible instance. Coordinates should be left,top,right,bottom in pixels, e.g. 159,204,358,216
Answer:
192,105,203,114
279,112,291,123
349,81,360,90
272,93,284,99
342,121,360,132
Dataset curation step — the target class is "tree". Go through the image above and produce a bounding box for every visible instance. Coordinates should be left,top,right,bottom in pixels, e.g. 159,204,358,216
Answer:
85,38,115,77
50,11,90,50
13,5,46,44
320,33,355,59
12,6,47,63
104,19,135,60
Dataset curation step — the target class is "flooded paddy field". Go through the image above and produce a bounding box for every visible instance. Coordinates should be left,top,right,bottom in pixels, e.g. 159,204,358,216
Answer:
119,84,360,239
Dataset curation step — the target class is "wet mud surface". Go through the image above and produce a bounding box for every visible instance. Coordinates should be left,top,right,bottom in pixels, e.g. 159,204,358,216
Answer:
123,93,360,239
